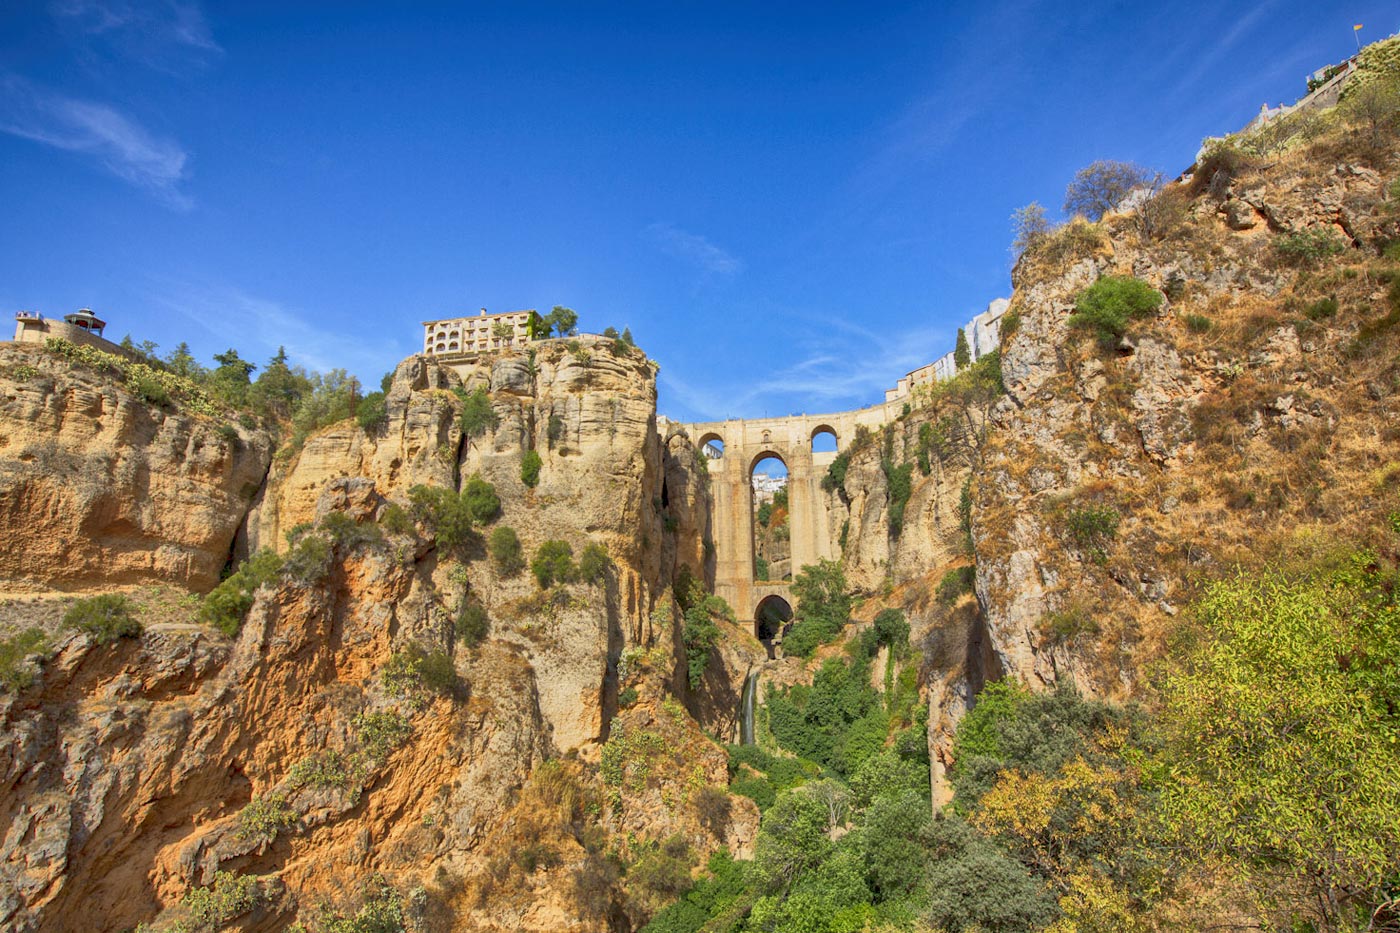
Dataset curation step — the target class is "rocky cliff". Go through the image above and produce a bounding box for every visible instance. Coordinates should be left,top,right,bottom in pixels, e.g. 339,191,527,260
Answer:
0,337,754,932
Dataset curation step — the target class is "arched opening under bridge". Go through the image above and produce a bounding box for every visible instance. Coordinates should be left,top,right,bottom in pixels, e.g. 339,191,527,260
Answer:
751,453,790,583
811,425,838,453
755,594,792,659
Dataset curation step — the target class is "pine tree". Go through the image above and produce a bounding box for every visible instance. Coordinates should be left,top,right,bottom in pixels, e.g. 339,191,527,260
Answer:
954,328,971,371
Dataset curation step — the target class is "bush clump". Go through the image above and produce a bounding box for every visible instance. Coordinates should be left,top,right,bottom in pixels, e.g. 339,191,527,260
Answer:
456,386,498,438
184,871,263,930
408,481,498,551
532,539,576,588
578,542,611,585
488,525,525,576
354,390,387,431
937,565,976,605
0,628,48,692
1275,228,1347,266
201,548,283,636
781,559,851,658
520,449,543,488
1070,276,1164,344
1065,504,1121,563
63,594,142,644
456,597,489,646
234,792,297,843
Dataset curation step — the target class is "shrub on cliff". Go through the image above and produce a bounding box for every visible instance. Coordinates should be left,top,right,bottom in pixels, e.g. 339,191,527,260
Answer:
532,539,576,588
1063,160,1155,221
64,594,142,644
461,473,501,523
520,449,543,488
456,386,498,439
201,548,284,636
1070,275,1163,344
408,484,476,550
682,592,732,688
0,628,48,692
579,542,611,585
488,525,525,576
355,390,387,431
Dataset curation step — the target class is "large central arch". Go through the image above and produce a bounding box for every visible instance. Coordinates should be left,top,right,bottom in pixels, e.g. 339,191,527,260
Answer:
680,398,902,622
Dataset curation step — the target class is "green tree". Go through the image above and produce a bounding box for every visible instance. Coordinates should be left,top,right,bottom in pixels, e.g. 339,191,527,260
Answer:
1159,565,1400,930
488,525,525,576
682,589,732,688
210,348,257,407
621,327,635,346
355,391,387,431
456,386,498,439
408,484,476,550
579,542,610,585
953,327,971,371
532,539,576,588
460,473,501,523
520,449,543,488
548,305,579,337
165,341,204,379
251,346,312,418
1069,275,1163,344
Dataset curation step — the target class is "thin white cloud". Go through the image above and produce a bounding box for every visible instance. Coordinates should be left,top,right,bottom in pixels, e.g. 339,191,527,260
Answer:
662,305,972,421
151,283,407,378
1165,0,1279,100
646,223,744,277
0,75,191,207
51,0,222,69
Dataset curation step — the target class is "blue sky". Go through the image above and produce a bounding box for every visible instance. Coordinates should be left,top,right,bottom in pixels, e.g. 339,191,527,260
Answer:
1,2,1392,422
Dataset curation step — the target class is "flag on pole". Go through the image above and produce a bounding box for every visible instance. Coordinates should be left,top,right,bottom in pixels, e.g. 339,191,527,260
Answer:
1355,24,1364,31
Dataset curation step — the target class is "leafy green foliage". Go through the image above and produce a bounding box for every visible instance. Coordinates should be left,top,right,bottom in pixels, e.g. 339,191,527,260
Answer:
682,585,733,688
487,525,525,576
1065,504,1120,563
767,654,886,776
460,473,501,523
520,449,542,488
354,710,413,759
871,608,909,656
455,597,489,647
578,542,611,585
355,391,387,431
201,548,283,636
937,565,976,605
924,816,1058,933
0,628,48,692
455,386,498,440
234,792,297,843
953,326,971,370
782,559,851,658
184,871,263,930
307,876,405,933
1159,563,1400,928
408,484,477,550
383,642,458,697
820,451,850,493
320,511,384,551
1304,295,1339,320
63,594,142,644
531,539,576,588
547,305,579,337
1275,227,1348,266
1069,275,1163,343
282,534,333,583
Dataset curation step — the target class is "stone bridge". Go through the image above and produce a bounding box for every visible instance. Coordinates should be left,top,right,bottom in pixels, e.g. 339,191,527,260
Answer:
679,398,905,634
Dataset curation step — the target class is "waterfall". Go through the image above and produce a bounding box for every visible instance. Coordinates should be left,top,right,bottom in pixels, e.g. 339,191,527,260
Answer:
739,669,759,745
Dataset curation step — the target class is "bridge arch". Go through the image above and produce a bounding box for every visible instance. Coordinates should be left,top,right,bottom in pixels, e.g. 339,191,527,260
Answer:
679,398,903,623
754,594,793,658
810,424,838,452
748,449,788,477
699,432,725,459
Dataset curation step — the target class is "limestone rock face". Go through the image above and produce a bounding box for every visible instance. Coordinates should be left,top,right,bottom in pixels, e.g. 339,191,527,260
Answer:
0,338,744,932
0,344,275,592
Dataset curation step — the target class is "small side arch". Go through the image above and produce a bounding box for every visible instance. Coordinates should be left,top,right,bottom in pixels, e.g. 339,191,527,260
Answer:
810,424,838,453
698,432,725,459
